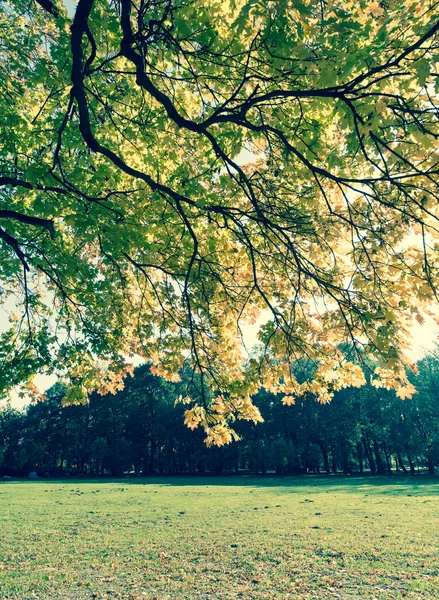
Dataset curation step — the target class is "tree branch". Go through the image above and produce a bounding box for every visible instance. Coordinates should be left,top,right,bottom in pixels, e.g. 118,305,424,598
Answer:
0,227,30,271
0,210,55,239
35,0,60,18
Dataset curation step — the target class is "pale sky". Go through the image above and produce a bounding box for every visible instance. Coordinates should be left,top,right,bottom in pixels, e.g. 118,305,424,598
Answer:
63,0,76,16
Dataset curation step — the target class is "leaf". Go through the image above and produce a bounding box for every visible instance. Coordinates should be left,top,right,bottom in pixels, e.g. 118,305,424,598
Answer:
415,58,430,86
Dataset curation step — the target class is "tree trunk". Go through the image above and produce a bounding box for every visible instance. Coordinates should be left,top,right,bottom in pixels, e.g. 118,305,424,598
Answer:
373,439,385,475
407,452,415,476
426,454,435,475
362,437,376,474
357,443,363,474
396,450,407,473
148,440,157,474
342,445,349,475
331,451,337,474
383,442,392,475
320,443,330,474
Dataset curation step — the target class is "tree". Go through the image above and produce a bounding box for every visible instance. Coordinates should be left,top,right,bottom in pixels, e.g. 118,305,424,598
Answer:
0,403,26,476
2,353,439,475
406,351,439,473
1,0,439,443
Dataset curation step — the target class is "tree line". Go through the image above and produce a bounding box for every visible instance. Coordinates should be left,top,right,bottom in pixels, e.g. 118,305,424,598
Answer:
1,354,439,478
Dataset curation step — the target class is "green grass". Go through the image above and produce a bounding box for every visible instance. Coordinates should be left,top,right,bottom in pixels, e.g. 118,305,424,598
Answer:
0,476,438,599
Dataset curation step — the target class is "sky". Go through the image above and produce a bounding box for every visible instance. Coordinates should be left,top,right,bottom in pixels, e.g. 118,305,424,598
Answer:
63,0,76,16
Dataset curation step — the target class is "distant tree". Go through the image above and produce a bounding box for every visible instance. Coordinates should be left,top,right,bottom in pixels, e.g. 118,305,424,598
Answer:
406,352,439,474
0,405,26,476
2,352,439,476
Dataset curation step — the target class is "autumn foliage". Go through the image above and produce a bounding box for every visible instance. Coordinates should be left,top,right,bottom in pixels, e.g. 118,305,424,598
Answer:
0,0,438,443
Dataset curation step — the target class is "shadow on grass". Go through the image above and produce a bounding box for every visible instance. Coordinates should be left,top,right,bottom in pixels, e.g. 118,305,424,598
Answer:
4,474,438,495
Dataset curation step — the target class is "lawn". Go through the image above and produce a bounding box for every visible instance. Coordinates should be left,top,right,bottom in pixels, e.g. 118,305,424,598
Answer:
0,476,438,599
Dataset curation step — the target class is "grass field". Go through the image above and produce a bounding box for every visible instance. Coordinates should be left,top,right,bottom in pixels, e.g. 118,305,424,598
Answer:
0,476,438,599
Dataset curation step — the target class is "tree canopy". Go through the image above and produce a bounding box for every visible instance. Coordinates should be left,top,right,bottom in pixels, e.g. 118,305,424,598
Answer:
1,0,439,444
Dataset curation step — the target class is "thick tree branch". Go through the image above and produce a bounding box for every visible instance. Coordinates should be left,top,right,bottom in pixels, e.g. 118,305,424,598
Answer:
0,176,67,195
35,0,60,18
0,227,30,270
0,210,55,238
